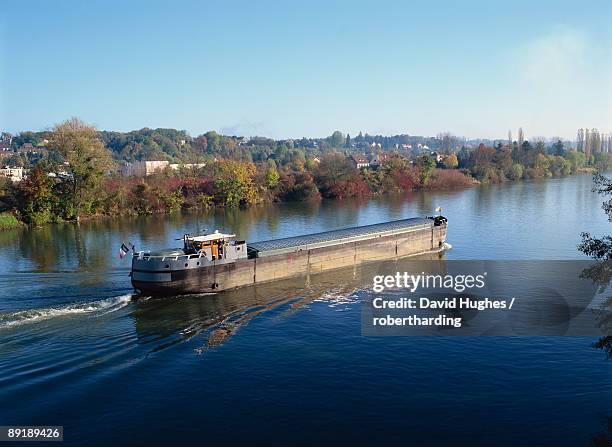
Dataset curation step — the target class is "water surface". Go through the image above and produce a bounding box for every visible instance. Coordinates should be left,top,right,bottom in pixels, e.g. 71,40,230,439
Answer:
0,173,610,446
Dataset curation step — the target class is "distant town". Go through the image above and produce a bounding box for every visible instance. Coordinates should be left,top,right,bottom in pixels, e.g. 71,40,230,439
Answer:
0,121,610,229
1,127,610,183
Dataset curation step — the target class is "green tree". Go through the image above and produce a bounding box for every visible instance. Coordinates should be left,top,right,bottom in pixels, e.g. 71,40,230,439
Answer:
416,155,436,185
509,163,524,180
578,173,612,360
566,150,586,173
552,140,566,156
205,131,222,152
17,167,54,225
213,160,258,207
49,118,114,219
327,131,345,148
265,161,280,188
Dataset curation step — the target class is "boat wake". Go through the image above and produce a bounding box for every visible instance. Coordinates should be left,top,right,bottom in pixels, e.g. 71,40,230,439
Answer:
0,294,133,330
313,287,362,309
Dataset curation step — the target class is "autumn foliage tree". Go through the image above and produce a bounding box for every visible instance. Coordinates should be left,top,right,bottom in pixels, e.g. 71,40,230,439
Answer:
315,152,370,198
443,154,459,169
49,118,115,219
212,159,259,207
17,166,54,225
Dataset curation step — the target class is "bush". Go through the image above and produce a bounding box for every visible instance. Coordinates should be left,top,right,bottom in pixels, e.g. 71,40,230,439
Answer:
391,167,420,191
507,164,524,180
276,171,320,201
327,178,371,198
0,212,22,230
426,169,474,189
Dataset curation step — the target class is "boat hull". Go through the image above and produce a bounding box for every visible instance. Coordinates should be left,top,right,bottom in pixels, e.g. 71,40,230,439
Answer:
131,224,448,296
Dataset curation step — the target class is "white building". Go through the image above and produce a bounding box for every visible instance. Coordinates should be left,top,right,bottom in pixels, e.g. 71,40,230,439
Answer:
122,160,169,176
169,163,206,170
350,154,369,169
0,166,24,182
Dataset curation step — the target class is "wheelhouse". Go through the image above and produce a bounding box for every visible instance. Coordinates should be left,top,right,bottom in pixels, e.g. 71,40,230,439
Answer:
183,231,247,261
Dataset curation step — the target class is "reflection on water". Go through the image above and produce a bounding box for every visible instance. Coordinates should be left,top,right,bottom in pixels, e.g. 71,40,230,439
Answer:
132,254,445,353
0,187,466,275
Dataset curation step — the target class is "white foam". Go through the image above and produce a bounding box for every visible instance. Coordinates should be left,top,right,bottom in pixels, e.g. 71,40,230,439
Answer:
0,294,133,329
313,288,361,308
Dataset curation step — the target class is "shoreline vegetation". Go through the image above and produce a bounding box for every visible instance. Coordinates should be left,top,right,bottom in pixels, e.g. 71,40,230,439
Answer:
1,118,610,227
0,212,22,230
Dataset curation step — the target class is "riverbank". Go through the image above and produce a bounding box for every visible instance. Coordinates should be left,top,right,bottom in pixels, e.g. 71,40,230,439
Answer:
0,212,23,230
0,166,590,228
3,142,607,229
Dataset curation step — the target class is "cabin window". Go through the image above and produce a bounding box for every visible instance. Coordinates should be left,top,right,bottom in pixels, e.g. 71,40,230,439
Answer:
165,264,170,269
185,263,188,267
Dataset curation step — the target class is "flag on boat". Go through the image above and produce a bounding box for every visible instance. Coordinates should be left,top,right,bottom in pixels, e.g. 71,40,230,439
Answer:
435,206,443,212
119,243,130,259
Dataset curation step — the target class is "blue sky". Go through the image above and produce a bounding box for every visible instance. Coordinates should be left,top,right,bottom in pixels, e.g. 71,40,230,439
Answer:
2,0,612,140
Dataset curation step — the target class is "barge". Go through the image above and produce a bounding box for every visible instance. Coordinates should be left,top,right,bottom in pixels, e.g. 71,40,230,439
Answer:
131,216,449,295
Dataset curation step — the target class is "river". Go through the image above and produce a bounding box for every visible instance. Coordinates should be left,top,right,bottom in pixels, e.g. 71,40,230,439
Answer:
0,173,610,446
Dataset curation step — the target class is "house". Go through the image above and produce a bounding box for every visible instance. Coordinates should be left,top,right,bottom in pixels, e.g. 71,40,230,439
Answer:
122,160,170,176
430,151,443,163
18,143,47,154
0,142,10,151
0,166,24,182
370,153,392,167
312,156,321,164
350,154,369,169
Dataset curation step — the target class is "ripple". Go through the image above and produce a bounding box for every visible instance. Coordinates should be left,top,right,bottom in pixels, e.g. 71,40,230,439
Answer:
0,294,133,329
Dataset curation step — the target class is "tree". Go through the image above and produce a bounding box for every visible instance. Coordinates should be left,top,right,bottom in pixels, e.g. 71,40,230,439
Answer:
437,132,456,153
205,131,222,152
509,163,523,180
192,135,208,153
552,140,565,156
577,128,585,153
17,166,54,225
566,150,586,173
212,160,258,207
327,131,345,148
265,161,280,188
415,155,436,185
314,152,368,198
579,173,612,259
443,154,459,169
49,118,114,219
578,173,612,358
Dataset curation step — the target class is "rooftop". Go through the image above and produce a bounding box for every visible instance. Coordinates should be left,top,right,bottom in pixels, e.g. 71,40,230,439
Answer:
189,231,236,242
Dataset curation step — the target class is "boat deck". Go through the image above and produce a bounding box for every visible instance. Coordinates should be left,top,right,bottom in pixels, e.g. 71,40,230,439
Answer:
248,218,432,257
